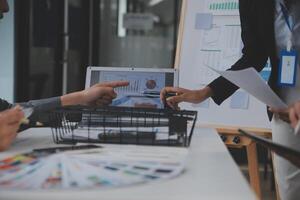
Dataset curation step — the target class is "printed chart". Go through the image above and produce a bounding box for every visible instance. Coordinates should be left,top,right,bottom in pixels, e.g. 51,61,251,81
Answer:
205,0,239,16
197,23,242,85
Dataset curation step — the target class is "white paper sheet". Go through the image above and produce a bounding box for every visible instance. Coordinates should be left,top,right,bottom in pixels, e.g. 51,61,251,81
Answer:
208,67,287,109
230,90,249,110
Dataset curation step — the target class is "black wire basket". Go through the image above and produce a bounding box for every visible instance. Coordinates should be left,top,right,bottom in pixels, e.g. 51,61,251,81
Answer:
49,106,197,147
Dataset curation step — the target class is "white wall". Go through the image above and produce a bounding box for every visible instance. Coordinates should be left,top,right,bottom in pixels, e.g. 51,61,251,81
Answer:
0,0,14,102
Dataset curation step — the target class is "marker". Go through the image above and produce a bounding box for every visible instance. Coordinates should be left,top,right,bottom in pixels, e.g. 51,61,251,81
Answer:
165,92,178,99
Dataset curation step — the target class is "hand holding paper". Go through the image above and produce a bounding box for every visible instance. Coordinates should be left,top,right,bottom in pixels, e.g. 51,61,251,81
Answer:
207,67,287,109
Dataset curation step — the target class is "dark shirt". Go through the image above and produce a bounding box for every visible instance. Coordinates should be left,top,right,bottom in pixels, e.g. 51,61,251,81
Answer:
208,0,278,111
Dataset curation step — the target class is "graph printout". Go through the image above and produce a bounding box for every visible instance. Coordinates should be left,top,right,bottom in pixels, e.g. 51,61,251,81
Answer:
205,0,239,16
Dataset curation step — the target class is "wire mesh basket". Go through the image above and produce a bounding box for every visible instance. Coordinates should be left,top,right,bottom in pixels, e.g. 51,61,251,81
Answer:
49,106,197,147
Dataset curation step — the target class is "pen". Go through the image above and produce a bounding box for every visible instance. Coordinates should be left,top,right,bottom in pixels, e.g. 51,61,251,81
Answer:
129,95,159,98
142,91,178,98
165,92,178,98
142,91,160,95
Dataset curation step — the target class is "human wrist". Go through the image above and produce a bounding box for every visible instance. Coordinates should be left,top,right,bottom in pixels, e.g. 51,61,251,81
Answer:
60,91,84,106
202,86,213,97
194,87,213,102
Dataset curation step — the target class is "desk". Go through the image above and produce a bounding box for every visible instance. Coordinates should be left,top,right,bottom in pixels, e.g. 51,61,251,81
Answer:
0,128,256,200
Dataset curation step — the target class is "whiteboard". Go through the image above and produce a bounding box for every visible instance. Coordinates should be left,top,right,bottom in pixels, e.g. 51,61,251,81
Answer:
177,0,271,129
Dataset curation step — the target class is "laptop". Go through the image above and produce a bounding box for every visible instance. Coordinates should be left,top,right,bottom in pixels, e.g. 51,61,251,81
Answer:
60,67,179,143
85,66,179,109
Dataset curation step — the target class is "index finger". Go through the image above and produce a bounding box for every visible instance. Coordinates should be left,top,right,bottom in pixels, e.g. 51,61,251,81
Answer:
160,87,178,101
99,87,117,98
97,81,129,88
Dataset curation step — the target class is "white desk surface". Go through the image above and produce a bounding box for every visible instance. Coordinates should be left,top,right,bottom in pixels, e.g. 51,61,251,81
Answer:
0,128,256,200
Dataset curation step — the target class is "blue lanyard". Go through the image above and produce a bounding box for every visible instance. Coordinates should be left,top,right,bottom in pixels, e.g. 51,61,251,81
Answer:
280,3,294,32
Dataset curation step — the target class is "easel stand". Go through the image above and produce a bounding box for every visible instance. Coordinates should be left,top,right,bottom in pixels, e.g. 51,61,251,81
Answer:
174,0,277,199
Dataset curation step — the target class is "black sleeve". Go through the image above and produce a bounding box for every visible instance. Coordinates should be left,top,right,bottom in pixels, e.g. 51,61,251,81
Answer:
0,98,13,112
208,0,269,105
19,97,62,123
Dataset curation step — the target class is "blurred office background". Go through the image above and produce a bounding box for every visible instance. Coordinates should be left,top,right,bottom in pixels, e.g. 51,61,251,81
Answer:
0,0,181,102
0,1,276,198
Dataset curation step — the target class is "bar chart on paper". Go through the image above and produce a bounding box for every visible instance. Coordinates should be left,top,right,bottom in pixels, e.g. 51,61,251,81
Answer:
206,0,239,16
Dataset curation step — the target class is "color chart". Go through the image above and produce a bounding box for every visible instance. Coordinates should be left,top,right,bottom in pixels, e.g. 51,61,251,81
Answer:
0,146,188,190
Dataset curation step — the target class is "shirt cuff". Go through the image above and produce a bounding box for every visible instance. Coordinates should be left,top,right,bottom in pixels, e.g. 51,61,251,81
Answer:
20,97,62,112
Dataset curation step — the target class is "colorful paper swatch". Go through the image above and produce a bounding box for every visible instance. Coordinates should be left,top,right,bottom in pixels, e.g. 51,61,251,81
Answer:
0,146,188,190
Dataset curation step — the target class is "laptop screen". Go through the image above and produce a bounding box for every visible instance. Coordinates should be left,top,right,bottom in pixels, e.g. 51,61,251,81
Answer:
87,67,178,109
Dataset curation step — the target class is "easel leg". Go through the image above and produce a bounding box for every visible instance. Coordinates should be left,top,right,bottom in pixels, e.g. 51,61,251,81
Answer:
246,142,262,199
271,152,281,200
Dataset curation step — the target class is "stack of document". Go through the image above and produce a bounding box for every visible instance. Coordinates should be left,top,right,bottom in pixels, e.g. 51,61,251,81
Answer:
0,145,188,190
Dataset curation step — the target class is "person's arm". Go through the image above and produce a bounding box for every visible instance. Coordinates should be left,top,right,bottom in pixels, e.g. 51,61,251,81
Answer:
60,81,128,107
17,97,61,124
160,86,213,109
19,81,128,123
20,97,61,112
161,0,269,108
208,0,269,105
